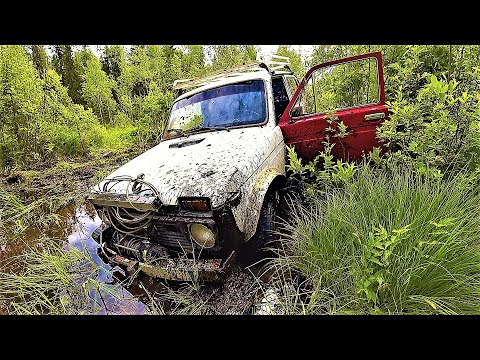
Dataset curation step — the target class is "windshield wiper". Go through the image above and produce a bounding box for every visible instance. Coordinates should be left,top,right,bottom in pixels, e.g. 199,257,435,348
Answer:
165,128,189,137
166,126,231,139
189,126,231,134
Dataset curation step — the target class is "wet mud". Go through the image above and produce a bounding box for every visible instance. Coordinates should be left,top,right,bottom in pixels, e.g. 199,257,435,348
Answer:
0,201,265,315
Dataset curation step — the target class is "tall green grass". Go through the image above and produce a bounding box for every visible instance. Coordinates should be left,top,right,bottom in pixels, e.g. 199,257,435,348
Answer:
271,165,480,314
0,240,146,314
0,238,217,315
0,187,63,234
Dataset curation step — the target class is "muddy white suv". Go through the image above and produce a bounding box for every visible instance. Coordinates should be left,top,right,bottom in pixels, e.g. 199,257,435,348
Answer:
88,52,387,281
88,56,299,281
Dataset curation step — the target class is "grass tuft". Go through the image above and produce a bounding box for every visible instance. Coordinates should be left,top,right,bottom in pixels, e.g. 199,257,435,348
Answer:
0,187,64,234
0,239,146,314
269,165,480,314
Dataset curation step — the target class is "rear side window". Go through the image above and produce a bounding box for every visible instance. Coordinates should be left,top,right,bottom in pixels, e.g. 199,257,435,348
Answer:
272,77,290,123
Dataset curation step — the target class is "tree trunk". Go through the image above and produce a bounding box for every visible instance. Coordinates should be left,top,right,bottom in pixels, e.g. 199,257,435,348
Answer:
98,94,103,122
107,102,112,125
447,45,452,83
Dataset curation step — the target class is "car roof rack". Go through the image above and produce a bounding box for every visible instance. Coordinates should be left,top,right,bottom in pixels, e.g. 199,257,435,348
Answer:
257,54,291,72
172,54,293,91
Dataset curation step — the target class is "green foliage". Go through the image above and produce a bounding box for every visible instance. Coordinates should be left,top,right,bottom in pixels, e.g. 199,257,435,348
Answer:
0,186,63,234
209,45,258,71
0,46,140,170
43,69,104,157
309,45,351,66
29,45,48,79
376,74,480,177
92,124,138,153
81,56,117,124
355,224,411,304
286,134,357,197
101,45,126,81
274,165,480,314
0,45,46,167
136,83,174,147
285,145,306,175
314,57,379,112
51,45,84,104
181,45,207,78
276,46,306,79
308,45,480,102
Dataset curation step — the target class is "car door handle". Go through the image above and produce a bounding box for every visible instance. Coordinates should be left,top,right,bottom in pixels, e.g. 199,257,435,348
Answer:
364,112,385,121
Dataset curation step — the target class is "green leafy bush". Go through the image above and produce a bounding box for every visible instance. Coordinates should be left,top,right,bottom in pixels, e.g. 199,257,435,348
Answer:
376,74,480,177
136,84,174,147
286,141,357,198
91,124,138,152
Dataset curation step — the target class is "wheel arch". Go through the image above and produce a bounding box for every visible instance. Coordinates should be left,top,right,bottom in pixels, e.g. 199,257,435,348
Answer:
240,172,286,242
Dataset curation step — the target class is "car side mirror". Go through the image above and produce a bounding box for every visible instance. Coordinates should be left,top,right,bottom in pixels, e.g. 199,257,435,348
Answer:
291,105,303,118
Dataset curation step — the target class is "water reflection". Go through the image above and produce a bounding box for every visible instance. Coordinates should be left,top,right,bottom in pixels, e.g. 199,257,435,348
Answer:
0,201,148,315
63,203,147,315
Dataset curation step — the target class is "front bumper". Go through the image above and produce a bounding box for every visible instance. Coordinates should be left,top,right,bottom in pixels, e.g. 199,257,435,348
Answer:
107,248,236,282
89,196,245,282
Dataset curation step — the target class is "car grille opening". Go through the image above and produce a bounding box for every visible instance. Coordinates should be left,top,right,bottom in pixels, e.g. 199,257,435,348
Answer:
149,222,193,252
100,206,218,255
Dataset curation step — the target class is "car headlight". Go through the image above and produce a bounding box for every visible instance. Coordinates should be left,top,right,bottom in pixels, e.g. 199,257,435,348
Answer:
189,223,216,248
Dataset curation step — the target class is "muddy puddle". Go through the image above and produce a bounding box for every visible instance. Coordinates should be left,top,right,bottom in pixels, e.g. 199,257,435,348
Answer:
0,202,149,314
1,202,271,315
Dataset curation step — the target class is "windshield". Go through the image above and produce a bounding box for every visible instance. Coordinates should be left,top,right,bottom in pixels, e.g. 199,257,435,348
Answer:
164,80,266,138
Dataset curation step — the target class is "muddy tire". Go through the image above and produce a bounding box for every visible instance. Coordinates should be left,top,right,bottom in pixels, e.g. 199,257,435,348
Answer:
238,190,280,267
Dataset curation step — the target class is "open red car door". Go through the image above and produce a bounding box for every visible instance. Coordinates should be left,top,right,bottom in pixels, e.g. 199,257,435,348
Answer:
279,52,388,161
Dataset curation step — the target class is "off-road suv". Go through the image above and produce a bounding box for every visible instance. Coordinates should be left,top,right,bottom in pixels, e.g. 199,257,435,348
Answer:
88,52,387,281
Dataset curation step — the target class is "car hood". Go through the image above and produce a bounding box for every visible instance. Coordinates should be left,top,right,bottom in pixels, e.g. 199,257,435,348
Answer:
95,127,279,208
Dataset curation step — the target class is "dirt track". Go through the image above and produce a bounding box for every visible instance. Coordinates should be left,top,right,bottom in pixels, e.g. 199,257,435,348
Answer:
1,148,143,206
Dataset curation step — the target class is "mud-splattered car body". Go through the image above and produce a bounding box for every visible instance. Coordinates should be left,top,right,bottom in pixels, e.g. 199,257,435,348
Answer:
88,52,387,282
88,60,297,281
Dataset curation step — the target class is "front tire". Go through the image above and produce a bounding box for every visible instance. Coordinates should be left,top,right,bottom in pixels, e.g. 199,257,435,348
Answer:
238,190,279,267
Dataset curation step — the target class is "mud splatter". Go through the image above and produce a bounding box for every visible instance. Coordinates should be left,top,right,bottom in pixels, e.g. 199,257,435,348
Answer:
200,265,258,314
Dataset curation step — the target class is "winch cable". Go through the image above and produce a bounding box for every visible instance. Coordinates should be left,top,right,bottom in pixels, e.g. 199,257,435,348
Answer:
114,207,151,223
94,174,160,236
103,203,156,234
97,228,115,261
124,177,159,213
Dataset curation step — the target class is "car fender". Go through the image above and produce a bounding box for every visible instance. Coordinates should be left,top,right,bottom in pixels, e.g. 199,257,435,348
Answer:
231,139,285,241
